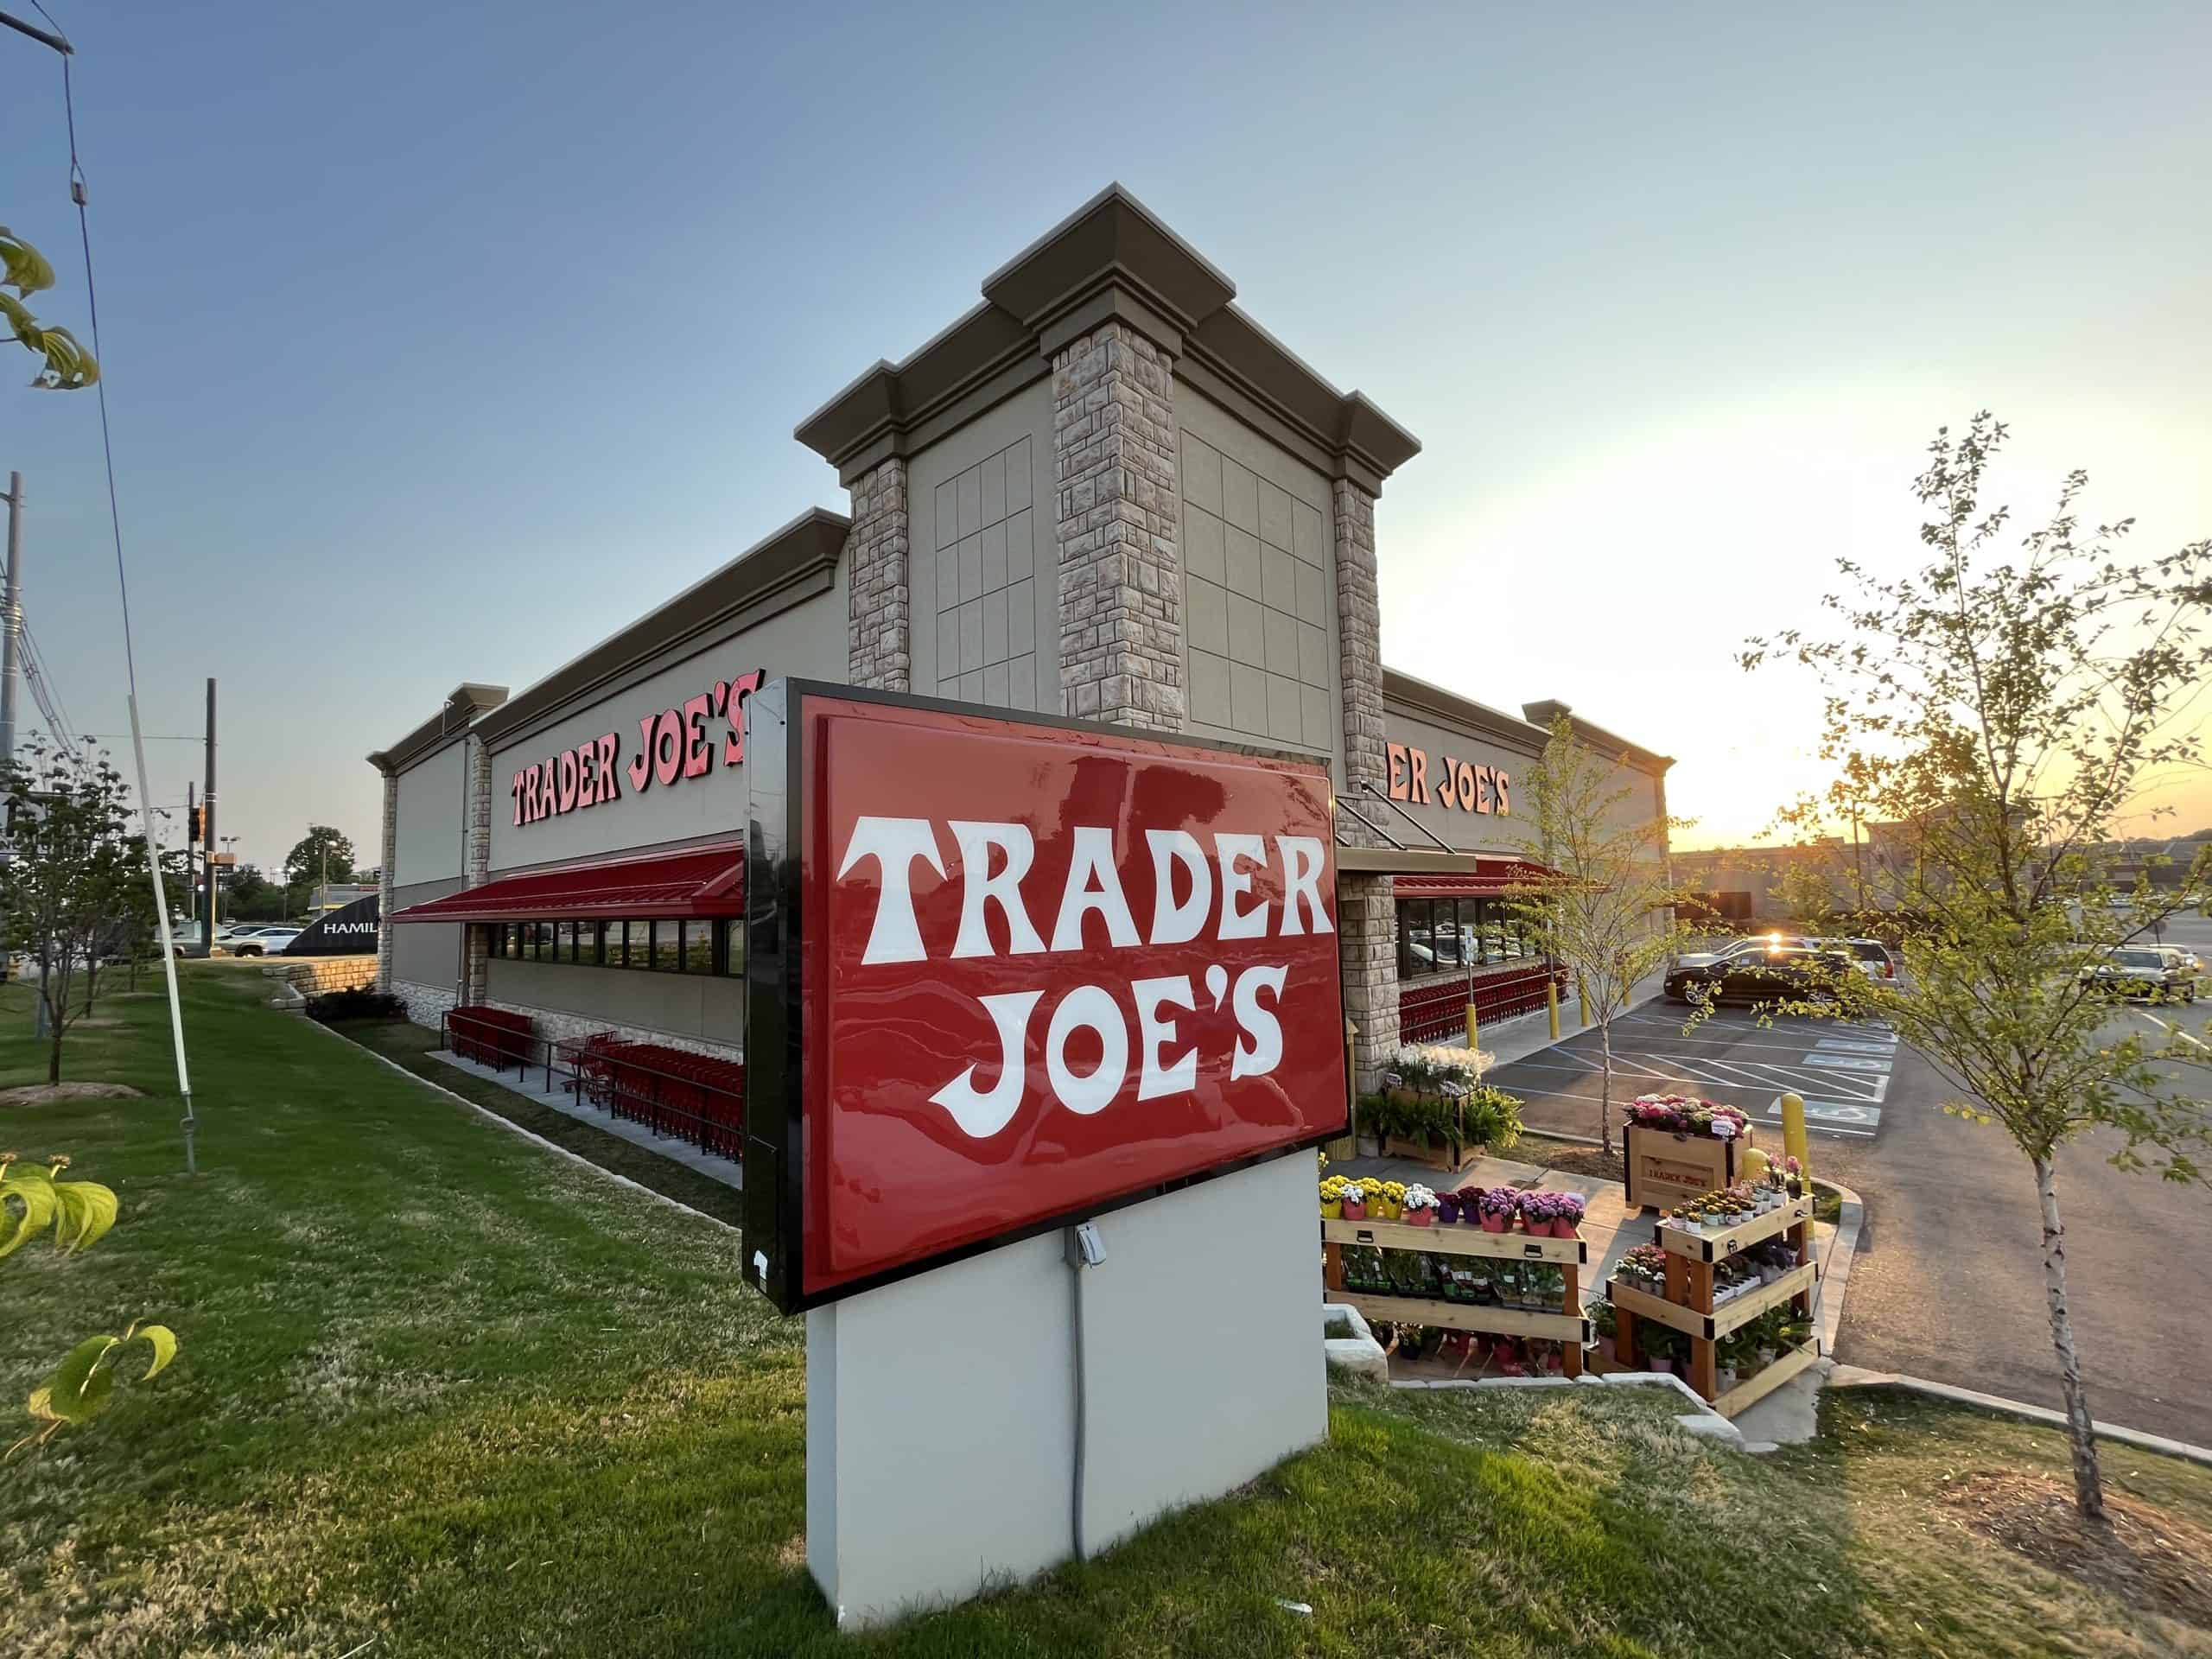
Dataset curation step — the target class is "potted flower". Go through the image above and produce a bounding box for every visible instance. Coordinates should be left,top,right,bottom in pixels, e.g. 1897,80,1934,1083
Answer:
1517,1191,1554,1235
1376,1179,1408,1221
1402,1184,1440,1228
1453,1185,1485,1226
1589,1299,1619,1361
1436,1190,1462,1226
1319,1176,1345,1219
1476,1186,1517,1233
1339,1183,1368,1223
1551,1192,1586,1237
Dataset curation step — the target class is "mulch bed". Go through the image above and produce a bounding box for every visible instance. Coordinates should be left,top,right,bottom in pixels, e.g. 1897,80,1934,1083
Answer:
0,1081,144,1107
1940,1469,2212,1630
1517,1135,1625,1184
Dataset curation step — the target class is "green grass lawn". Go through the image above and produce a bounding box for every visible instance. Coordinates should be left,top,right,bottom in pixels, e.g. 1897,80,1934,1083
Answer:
4,967,2210,1656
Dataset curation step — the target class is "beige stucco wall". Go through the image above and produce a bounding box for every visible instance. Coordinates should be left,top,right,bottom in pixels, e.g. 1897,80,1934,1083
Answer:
485,957,743,1052
391,741,468,887
1175,387,1342,782
906,381,1057,714
485,584,847,874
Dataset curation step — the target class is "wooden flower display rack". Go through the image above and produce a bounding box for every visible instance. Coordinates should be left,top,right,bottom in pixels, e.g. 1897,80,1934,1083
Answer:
1600,1192,1821,1417
1322,1217,1592,1377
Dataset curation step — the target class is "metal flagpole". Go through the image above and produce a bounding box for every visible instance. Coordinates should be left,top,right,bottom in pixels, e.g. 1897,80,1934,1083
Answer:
127,692,195,1173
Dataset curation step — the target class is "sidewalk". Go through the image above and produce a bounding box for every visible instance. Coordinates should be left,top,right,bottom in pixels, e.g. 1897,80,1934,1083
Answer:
1459,968,1669,1072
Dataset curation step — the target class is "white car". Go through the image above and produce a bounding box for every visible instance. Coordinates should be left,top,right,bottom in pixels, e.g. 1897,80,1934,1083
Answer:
226,926,302,958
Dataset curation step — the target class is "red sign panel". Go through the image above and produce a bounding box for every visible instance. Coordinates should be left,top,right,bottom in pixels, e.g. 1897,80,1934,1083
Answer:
752,689,1346,1309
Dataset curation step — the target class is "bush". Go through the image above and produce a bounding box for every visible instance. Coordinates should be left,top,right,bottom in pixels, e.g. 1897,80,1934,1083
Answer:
304,987,407,1024
1361,1084,1523,1152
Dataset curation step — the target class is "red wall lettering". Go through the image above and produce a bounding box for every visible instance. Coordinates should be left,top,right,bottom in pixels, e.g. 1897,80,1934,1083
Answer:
1380,743,1513,822
510,667,766,828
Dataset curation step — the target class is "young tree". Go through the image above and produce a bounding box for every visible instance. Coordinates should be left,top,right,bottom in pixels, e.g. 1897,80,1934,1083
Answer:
1742,412,2211,1522
0,740,140,1083
1507,713,1697,1154
284,825,356,893
2,225,99,391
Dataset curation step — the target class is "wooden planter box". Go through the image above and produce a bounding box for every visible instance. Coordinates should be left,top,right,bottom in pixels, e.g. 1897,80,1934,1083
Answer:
1382,1134,1484,1173
1623,1123,1751,1212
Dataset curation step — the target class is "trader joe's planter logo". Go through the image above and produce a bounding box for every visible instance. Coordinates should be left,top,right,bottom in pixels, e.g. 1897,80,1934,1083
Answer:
510,669,762,825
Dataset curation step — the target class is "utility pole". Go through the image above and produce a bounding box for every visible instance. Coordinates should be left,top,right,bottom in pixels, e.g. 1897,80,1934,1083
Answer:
183,780,196,924
200,678,217,955
1,471,22,771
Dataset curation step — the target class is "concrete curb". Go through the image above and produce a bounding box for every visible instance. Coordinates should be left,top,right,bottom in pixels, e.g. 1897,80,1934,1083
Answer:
1389,1367,1745,1446
307,1021,740,1237
1322,1302,1390,1383
1827,1368,2212,1468
1813,1178,1864,1357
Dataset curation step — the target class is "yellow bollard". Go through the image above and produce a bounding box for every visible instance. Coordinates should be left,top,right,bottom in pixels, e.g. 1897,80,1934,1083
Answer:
1465,1002,1479,1053
1779,1091,1815,1351
1780,1091,1812,1192
1547,978,1560,1040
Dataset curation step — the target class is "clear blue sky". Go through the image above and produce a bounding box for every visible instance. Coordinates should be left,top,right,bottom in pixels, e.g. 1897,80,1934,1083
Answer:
5,1,2208,875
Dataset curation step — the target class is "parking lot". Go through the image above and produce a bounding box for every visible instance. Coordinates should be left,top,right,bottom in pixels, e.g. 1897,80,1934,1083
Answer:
1486,1001,1901,1141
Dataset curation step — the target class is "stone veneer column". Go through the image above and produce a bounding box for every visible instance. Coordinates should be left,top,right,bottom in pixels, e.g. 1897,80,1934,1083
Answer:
1052,321,1184,729
847,458,912,690
1332,477,1397,1087
461,736,493,1004
375,768,397,993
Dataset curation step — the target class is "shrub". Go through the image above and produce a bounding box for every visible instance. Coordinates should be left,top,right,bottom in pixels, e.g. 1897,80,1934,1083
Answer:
304,988,407,1024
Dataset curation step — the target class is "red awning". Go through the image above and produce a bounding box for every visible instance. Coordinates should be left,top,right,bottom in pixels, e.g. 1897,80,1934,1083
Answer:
389,842,746,924
1393,857,1554,898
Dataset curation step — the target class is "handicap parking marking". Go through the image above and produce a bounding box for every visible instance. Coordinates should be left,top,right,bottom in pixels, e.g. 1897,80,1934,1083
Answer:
1801,1053,1892,1072
1762,1097,1881,1138
1813,1038,1897,1055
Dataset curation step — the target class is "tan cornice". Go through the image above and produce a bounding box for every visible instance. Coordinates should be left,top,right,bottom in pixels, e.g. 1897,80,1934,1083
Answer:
1520,698,1675,776
368,683,508,775
472,507,849,754
795,184,1420,492
1383,666,1551,754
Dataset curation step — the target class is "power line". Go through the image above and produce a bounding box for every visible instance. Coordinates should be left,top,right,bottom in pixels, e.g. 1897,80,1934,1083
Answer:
16,0,200,1173
21,621,78,751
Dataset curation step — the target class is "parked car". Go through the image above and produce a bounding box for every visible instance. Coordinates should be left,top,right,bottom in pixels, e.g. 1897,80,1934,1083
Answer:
2150,955,2202,995
2077,945,2196,1002
1811,936,1897,982
1666,944,1853,1007
227,926,302,958
1670,932,1811,974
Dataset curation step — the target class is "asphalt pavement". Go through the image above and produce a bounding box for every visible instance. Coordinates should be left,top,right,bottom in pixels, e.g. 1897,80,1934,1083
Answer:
1486,918,2212,1445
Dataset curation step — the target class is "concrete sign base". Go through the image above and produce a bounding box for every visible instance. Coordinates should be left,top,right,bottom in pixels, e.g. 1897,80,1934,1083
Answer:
805,1149,1326,1629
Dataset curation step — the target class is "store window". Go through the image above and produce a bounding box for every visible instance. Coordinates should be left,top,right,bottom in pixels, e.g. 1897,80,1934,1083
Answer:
1396,896,1544,978
485,917,747,975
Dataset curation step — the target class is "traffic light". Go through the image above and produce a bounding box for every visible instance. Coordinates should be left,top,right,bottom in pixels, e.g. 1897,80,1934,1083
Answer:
187,805,203,844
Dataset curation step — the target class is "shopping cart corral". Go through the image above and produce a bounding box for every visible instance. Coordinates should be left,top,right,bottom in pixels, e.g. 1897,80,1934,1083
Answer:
439,1017,745,1166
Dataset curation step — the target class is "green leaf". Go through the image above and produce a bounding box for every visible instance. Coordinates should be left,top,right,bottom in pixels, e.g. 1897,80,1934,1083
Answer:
50,1178,118,1254
135,1325,179,1380
0,1166,58,1260
35,1335,119,1426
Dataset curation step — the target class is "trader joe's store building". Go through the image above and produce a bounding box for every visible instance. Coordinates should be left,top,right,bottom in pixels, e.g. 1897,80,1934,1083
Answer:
371,187,1670,1110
